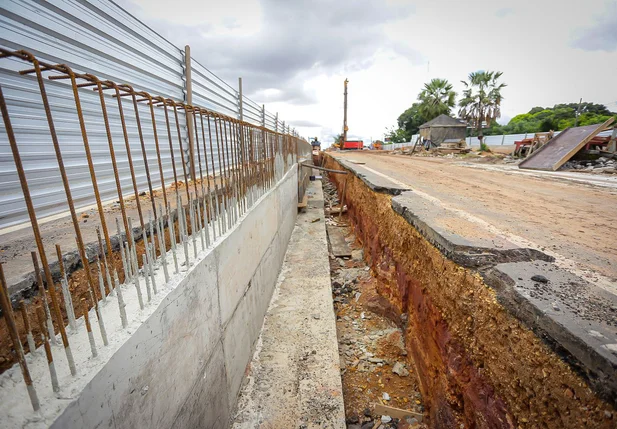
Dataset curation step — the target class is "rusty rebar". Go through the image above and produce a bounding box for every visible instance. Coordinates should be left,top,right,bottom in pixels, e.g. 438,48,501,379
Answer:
138,91,168,209
117,84,158,222
48,65,114,298
19,300,36,354
100,81,146,231
169,99,191,200
1,71,78,374
36,306,59,392
0,264,39,411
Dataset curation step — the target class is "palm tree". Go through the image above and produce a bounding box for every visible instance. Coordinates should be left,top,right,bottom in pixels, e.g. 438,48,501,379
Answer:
458,71,506,140
417,78,457,121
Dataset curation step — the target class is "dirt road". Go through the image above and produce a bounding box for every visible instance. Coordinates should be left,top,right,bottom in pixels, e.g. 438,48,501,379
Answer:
333,152,617,288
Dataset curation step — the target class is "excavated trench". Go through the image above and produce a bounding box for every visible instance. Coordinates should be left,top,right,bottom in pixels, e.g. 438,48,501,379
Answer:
323,155,615,429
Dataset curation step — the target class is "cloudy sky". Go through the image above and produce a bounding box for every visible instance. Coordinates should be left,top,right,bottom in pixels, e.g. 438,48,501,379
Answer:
119,0,617,145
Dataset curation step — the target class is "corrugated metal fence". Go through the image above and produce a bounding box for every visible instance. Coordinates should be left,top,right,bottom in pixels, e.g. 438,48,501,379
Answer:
382,130,614,151
0,0,300,230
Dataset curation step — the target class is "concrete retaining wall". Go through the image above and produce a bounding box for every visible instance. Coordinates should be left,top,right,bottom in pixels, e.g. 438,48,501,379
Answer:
51,167,299,429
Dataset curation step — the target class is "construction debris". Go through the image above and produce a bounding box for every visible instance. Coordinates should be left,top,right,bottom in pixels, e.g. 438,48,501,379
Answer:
519,119,614,171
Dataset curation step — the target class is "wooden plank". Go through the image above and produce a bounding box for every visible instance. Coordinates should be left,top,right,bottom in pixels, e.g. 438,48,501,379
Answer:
519,118,614,171
297,194,309,209
374,403,423,419
348,159,366,165
327,225,351,257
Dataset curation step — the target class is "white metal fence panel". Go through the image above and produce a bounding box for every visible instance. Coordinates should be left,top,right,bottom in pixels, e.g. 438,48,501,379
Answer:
0,0,187,229
0,0,298,230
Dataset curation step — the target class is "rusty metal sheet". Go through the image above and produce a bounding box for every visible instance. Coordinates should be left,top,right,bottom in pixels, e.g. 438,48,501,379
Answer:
519,119,614,171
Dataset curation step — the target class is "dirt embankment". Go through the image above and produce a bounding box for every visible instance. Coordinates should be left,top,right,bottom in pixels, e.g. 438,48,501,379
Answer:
324,156,615,429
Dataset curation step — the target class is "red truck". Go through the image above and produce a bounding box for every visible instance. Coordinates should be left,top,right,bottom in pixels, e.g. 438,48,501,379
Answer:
342,140,363,150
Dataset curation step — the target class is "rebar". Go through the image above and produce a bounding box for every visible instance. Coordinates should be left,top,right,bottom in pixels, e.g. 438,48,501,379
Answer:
1,82,75,374
81,297,97,358
148,243,157,295
19,301,37,355
0,264,39,411
55,244,77,331
114,271,128,329
35,306,59,392
31,252,56,346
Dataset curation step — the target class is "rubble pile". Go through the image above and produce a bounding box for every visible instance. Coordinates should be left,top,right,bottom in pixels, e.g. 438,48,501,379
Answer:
322,172,427,429
560,157,617,174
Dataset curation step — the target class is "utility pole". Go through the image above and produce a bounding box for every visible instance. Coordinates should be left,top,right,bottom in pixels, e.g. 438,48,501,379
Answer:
343,78,349,146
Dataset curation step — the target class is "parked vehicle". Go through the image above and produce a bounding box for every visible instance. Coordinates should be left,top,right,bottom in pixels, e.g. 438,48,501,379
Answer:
342,140,363,150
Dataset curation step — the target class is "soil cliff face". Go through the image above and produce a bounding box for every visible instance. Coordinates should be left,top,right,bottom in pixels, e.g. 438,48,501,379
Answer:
324,156,615,429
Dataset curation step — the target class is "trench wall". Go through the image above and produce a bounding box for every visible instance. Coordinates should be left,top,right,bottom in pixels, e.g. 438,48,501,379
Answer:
324,155,616,429
50,166,299,429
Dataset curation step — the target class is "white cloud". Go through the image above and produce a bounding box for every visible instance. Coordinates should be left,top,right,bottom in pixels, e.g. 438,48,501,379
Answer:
119,0,617,141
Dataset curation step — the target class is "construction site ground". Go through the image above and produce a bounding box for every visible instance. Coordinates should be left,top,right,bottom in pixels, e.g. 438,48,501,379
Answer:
333,151,617,294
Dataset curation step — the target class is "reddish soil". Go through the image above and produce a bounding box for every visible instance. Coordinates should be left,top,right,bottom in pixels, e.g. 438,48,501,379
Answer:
325,155,616,429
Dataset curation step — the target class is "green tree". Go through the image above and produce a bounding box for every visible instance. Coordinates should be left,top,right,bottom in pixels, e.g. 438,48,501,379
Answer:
385,126,408,143
417,78,457,121
396,103,426,140
458,71,507,140
481,102,616,136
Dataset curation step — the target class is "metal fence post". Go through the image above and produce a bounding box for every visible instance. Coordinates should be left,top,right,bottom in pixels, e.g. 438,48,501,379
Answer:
275,113,279,133
238,77,243,121
184,45,196,181
261,104,265,128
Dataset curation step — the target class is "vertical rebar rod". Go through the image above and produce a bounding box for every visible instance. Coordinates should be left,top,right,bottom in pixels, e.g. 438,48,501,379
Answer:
121,85,158,222
89,78,129,264
114,271,128,329
143,254,152,302
55,244,76,331
105,83,146,257
81,297,97,358
159,99,180,202
56,67,114,293
224,119,238,223
141,93,168,209
96,227,112,296
198,111,215,240
206,114,222,239
97,258,106,304
214,117,229,232
148,243,157,295
31,252,56,346
19,301,37,354
0,264,39,411
1,84,76,374
170,100,191,200
36,306,59,392
19,58,100,321
117,218,130,282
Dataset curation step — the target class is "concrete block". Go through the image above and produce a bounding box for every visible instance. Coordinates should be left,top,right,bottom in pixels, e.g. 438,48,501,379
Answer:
484,260,617,405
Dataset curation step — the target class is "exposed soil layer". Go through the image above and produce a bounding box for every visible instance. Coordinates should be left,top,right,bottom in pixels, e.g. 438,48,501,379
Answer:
0,182,217,373
324,155,615,428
